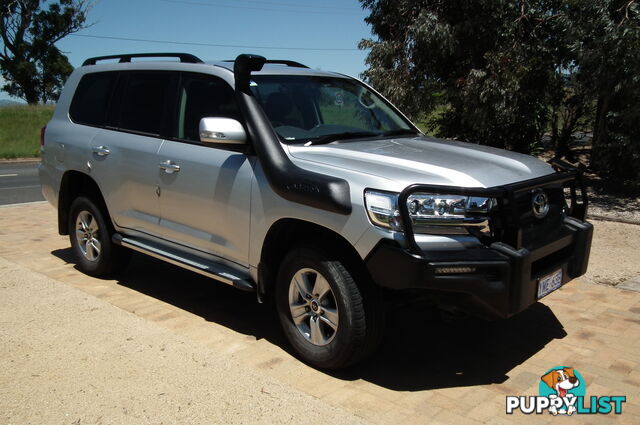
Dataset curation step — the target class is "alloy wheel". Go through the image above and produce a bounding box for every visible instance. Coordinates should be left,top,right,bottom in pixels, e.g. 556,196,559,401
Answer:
288,268,339,346
75,210,101,262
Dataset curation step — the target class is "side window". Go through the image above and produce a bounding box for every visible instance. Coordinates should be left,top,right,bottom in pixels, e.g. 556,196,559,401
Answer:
176,73,240,142
69,72,118,126
117,72,175,136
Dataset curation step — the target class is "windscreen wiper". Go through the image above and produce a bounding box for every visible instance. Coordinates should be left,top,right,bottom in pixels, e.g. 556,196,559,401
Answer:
382,129,421,137
306,131,380,145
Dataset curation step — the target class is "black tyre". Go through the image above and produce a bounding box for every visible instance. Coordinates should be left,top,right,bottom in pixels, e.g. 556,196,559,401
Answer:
276,245,384,369
68,196,130,276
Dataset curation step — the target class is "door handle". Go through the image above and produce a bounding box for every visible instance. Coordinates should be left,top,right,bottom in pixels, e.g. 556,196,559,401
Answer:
92,145,111,157
159,160,181,174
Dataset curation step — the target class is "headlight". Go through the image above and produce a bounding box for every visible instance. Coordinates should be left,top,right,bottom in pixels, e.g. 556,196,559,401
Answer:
407,193,494,233
365,189,494,234
364,190,403,231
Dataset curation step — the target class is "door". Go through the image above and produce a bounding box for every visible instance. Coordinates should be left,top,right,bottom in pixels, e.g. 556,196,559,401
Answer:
88,71,177,236
156,73,254,266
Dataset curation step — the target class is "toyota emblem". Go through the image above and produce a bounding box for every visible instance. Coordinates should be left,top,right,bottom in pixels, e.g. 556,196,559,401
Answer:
531,189,549,219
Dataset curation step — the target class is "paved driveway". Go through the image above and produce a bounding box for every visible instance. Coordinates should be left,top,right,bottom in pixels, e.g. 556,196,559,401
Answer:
0,202,638,424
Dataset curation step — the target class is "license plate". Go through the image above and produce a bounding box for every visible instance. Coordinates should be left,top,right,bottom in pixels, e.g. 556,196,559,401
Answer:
537,269,563,299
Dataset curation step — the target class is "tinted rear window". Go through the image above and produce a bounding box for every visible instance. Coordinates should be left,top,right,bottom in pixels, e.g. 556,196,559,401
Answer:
117,72,174,136
69,72,117,126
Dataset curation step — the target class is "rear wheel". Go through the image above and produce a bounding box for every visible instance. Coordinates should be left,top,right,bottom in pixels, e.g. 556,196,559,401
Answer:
68,197,130,276
276,246,384,369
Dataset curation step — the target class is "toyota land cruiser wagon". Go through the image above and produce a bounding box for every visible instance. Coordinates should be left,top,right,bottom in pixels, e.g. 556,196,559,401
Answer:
39,53,593,369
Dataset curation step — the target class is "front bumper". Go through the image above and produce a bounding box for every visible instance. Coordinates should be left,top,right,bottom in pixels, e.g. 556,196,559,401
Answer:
366,216,593,320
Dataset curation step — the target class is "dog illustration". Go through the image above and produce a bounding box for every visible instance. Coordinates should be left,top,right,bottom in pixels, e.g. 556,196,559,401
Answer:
541,367,580,415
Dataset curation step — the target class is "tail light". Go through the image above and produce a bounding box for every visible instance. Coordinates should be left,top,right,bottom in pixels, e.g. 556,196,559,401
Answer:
40,125,47,148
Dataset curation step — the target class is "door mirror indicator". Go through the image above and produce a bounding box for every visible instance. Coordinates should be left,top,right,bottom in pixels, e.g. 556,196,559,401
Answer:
199,117,247,145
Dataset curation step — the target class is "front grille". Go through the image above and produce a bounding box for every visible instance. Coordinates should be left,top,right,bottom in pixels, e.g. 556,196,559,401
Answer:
493,186,564,249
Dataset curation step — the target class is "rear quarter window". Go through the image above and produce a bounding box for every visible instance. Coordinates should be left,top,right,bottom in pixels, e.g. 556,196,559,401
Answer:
69,72,118,126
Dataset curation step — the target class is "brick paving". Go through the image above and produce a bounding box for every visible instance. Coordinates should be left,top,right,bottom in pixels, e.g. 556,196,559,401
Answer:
1,202,638,424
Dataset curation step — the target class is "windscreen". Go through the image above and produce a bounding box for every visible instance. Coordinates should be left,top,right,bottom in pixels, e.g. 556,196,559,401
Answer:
250,75,415,144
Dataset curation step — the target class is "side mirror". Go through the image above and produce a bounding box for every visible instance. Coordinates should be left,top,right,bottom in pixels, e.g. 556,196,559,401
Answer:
199,117,247,145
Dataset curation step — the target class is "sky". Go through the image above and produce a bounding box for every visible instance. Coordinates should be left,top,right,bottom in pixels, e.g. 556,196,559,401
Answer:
0,0,374,102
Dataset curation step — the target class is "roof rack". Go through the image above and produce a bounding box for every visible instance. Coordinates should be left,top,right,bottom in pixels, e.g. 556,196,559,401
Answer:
223,59,308,69
82,53,204,66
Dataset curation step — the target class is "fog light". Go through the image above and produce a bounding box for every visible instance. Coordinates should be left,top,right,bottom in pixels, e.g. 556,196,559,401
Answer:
434,266,477,274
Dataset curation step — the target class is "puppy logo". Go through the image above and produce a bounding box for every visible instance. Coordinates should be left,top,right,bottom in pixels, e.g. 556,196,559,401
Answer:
539,367,584,415
506,366,626,415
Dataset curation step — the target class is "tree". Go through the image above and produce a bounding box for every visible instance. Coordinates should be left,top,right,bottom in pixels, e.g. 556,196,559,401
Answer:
563,0,640,178
359,1,564,153
360,1,640,179
0,0,90,104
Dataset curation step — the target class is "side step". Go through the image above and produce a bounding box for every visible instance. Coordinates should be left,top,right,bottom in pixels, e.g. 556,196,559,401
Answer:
112,234,255,292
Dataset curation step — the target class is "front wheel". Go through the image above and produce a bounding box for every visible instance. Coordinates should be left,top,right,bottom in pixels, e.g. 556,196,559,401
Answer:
276,246,384,369
68,196,130,277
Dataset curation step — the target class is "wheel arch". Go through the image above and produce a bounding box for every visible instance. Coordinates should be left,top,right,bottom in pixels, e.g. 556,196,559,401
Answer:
257,218,368,302
58,170,110,235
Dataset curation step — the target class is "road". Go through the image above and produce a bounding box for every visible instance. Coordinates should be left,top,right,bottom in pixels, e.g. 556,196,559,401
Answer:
0,161,44,205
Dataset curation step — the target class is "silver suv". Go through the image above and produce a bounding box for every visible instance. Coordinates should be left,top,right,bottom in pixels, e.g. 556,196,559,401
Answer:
39,53,593,369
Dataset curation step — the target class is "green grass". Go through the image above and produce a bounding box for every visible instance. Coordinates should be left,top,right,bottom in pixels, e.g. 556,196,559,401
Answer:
0,104,55,158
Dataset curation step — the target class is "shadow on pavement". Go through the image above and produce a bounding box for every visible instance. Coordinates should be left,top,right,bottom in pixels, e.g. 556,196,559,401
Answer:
52,248,566,392
334,302,565,391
